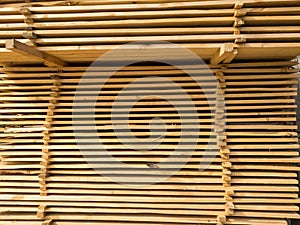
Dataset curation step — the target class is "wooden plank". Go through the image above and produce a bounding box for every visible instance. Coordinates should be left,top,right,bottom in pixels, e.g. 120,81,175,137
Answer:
5,39,67,67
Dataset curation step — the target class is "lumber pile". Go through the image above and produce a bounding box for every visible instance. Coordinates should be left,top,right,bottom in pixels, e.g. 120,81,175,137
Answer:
0,0,300,63
1,61,300,225
0,1,300,225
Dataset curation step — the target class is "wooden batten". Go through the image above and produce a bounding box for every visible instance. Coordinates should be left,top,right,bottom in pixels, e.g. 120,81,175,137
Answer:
5,39,67,68
210,43,238,65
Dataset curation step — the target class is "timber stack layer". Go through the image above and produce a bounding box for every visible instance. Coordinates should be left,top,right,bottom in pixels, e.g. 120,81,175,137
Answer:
0,0,300,225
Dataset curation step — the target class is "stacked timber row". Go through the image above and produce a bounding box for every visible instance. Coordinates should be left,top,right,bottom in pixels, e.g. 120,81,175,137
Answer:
1,61,300,225
0,0,300,225
0,0,300,63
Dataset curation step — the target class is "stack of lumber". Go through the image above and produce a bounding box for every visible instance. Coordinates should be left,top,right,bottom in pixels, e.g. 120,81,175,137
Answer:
0,0,300,225
0,0,300,63
1,60,300,225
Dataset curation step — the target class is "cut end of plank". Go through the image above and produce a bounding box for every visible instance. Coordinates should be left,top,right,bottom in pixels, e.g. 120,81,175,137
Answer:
5,39,16,51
